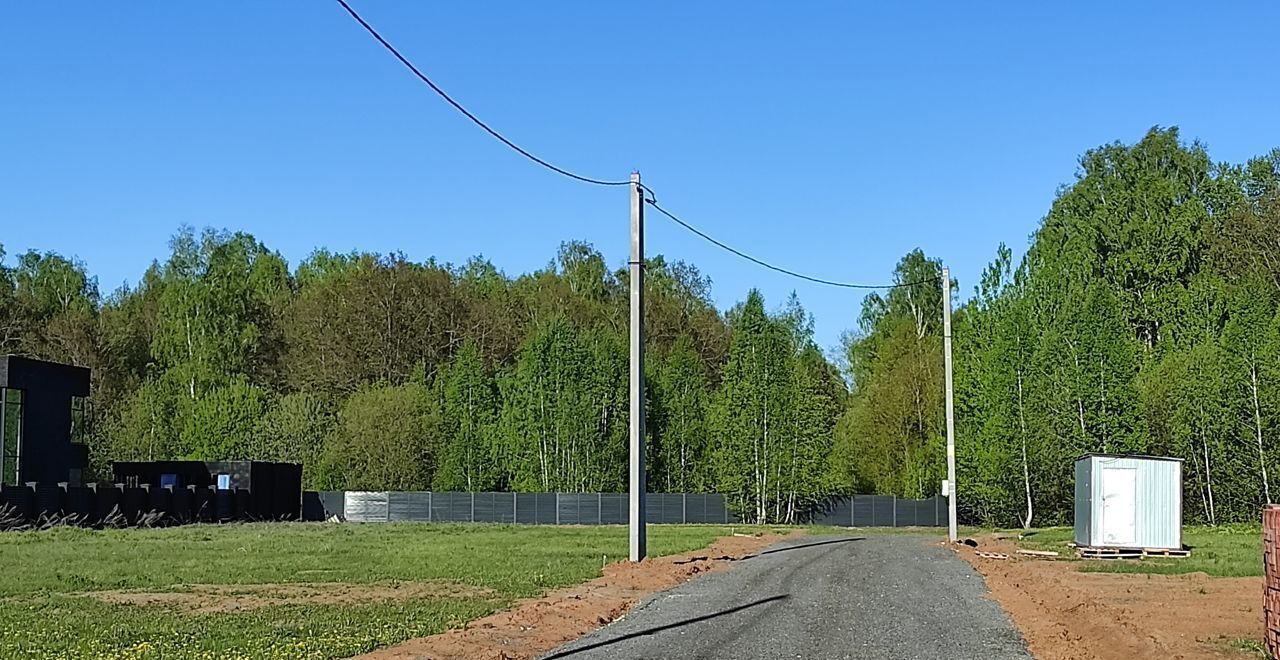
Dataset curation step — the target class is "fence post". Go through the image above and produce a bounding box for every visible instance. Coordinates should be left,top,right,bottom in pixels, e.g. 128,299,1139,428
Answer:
597,492,602,525
892,495,897,528
1264,505,1280,658
555,493,560,525
513,491,517,525
470,492,475,523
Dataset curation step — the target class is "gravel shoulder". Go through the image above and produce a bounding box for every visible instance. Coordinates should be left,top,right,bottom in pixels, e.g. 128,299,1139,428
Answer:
545,534,1030,660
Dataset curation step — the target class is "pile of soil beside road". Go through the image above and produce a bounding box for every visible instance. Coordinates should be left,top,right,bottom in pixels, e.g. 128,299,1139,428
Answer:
362,532,787,660
958,536,1261,659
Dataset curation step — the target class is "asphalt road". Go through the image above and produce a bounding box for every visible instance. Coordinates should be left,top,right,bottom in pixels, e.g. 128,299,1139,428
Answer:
544,535,1031,660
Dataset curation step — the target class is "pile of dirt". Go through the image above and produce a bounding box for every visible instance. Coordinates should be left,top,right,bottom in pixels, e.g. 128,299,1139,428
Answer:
957,536,1261,659
361,532,787,660
86,581,495,614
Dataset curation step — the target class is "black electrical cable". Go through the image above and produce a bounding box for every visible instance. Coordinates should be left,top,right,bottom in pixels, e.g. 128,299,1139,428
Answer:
333,0,630,187
335,0,937,290
645,199,941,289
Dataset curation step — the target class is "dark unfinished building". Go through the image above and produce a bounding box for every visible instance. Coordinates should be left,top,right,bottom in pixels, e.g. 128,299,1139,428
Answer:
0,355,91,487
0,355,304,526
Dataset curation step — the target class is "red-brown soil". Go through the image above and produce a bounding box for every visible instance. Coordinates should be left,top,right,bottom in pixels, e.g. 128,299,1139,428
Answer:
957,537,1262,659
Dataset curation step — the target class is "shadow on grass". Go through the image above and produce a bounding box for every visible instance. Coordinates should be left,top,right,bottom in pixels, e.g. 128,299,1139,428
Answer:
542,594,788,658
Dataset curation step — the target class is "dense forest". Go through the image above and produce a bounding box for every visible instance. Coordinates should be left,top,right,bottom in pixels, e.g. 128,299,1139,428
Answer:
841,127,1280,527
2,127,1277,526
0,226,842,523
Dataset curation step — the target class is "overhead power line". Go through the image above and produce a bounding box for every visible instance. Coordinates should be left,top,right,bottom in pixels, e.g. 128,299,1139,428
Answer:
333,0,631,187
334,0,934,291
644,199,939,289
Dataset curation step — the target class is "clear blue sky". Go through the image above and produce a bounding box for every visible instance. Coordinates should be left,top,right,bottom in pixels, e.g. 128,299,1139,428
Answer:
3,2,1278,352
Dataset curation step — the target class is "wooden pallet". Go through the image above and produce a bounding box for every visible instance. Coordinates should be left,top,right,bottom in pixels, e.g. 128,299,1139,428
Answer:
1077,545,1190,560
1078,547,1140,560
1140,547,1191,558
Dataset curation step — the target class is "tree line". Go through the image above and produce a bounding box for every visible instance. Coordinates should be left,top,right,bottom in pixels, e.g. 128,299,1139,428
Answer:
5,126,1277,526
0,232,843,523
839,127,1280,526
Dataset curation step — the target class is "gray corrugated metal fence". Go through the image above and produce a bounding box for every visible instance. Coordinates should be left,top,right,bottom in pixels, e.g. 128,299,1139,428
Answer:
313,492,731,524
304,491,944,527
808,494,946,527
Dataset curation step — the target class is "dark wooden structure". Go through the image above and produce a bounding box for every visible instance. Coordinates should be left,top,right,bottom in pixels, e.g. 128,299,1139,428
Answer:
112,460,302,520
0,355,91,486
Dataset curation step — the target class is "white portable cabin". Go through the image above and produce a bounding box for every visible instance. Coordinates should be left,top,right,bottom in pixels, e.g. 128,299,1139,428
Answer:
1074,453,1182,550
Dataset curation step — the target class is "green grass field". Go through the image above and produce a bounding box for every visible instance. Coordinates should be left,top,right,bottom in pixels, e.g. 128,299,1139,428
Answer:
1011,524,1262,577
0,523,758,659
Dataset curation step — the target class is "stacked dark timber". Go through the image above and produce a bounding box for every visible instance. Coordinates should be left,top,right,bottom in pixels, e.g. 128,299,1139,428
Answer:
1264,505,1280,659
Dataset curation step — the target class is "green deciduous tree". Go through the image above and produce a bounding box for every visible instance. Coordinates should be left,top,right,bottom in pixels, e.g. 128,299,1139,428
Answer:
318,382,438,491
433,340,502,491
179,378,268,460
649,336,711,492
711,291,835,523
498,317,625,492
255,392,335,490
832,251,947,500
283,252,461,395
152,228,289,399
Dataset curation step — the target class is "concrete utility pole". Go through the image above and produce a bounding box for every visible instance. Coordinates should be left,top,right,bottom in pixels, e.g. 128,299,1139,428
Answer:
942,265,957,543
629,172,647,561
